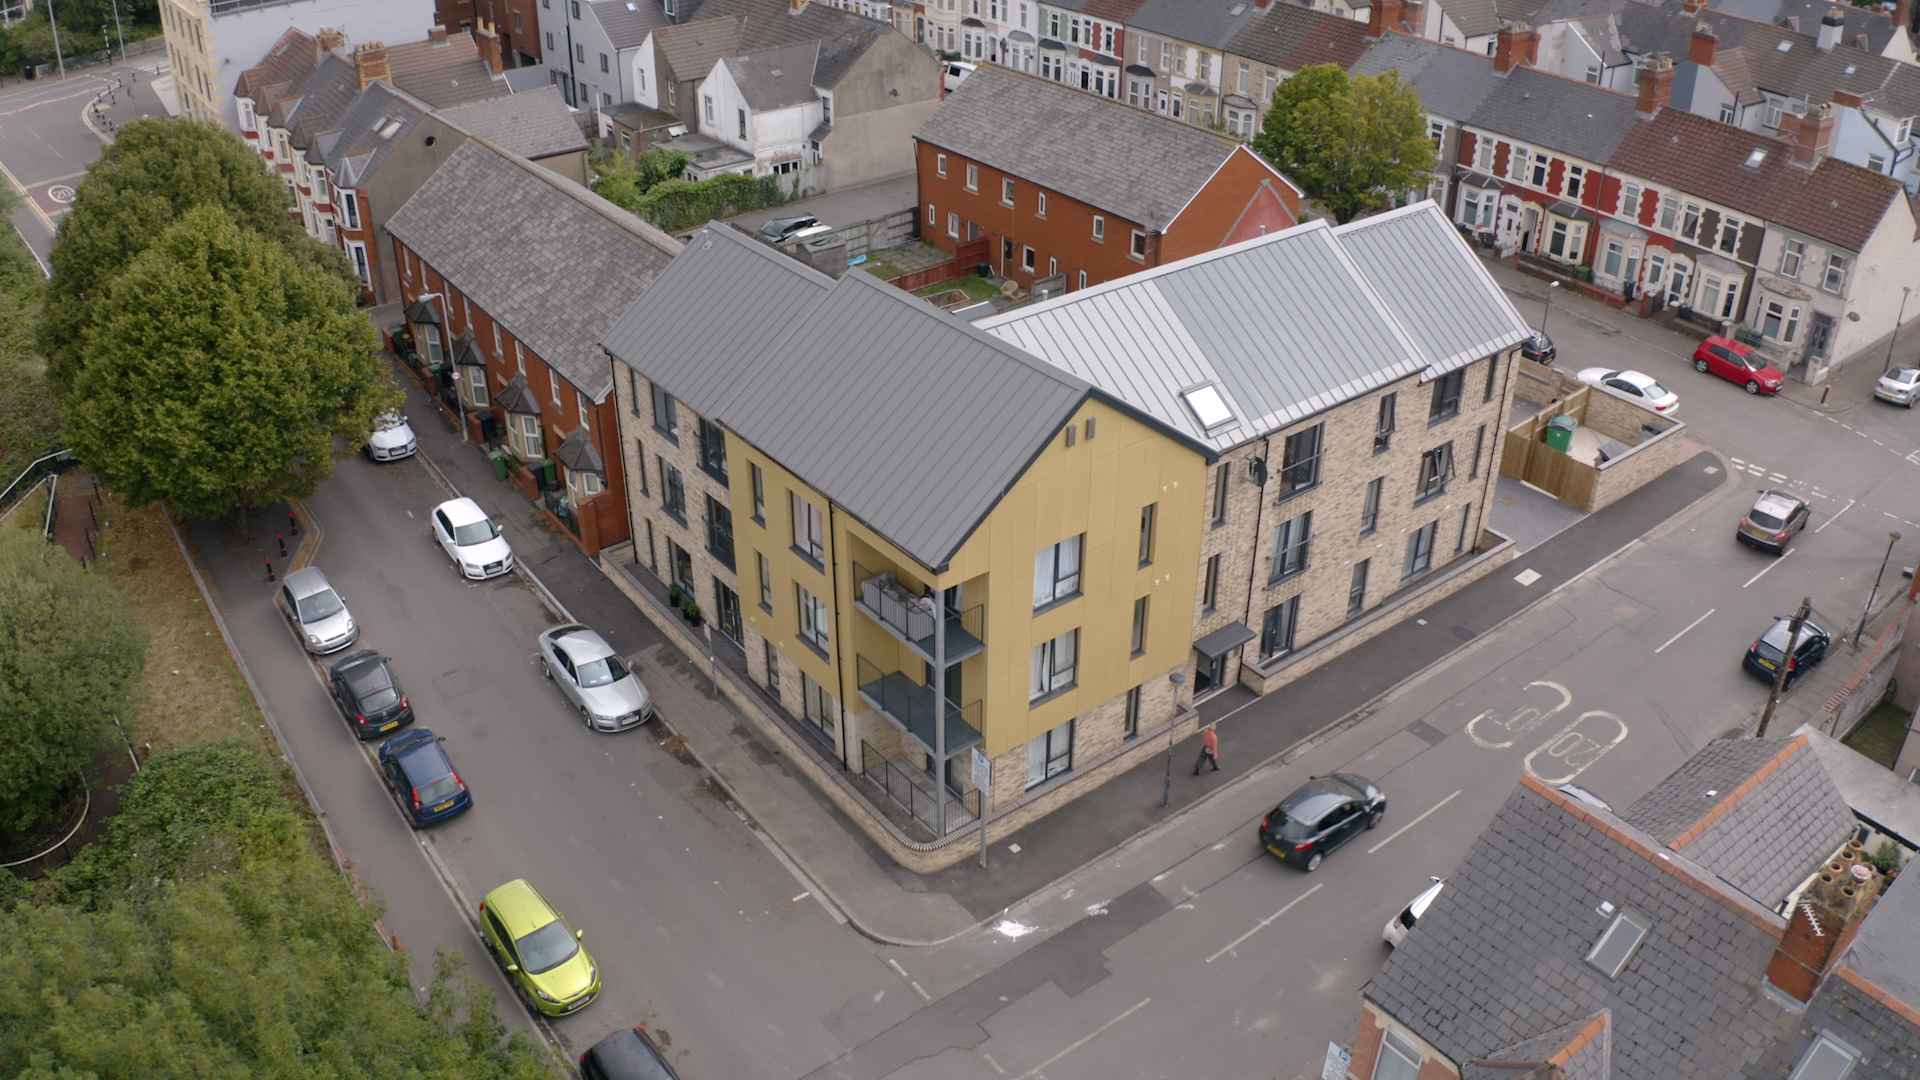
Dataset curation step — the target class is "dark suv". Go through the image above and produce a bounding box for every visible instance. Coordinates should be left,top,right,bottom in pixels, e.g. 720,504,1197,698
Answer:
1742,611,1832,689
1259,773,1386,872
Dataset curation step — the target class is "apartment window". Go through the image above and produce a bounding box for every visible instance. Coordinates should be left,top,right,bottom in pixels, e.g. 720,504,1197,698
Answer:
1764,99,1784,128
575,43,585,62
1036,192,1047,218
702,98,715,125
1237,61,1249,93
926,202,936,227
1050,257,1059,276
348,242,370,285
801,671,836,746
947,212,960,239
1138,503,1157,566
1373,1029,1422,1080
1160,40,1171,71
1417,443,1454,500
1404,521,1437,578
1030,632,1078,702
659,458,686,520
1122,686,1140,738
549,370,563,408
1078,271,1087,289
697,418,728,480
1822,253,1849,293
1269,511,1312,583
1374,394,1396,452
1092,215,1105,241
341,190,361,229
757,552,772,609
1564,164,1584,198
1212,462,1230,525
1780,238,1805,277
514,413,541,460
737,109,747,140
763,639,781,696
936,152,947,177
790,492,825,564
1130,596,1149,656
797,585,830,654
1201,553,1222,611
1507,144,1529,182
1001,177,1015,205
965,163,978,192
1658,195,1678,232
1361,477,1383,534
669,541,694,594
1130,230,1147,260
1034,534,1083,607
1469,424,1486,478
651,384,678,440
1429,370,1464,421
1259,595,1299,660
546,31,555,48
1279,424,1322,495
599,52,609,72
1719,216,1740,254
1348,560,1369,616
1680,202,1701,241
1022,246,1036,273
705,495,734,566
1025,718,1074,786
750,463,766,523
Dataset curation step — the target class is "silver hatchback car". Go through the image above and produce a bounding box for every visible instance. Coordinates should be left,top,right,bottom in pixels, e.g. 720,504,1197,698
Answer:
277,567,359,655
536,623,652,731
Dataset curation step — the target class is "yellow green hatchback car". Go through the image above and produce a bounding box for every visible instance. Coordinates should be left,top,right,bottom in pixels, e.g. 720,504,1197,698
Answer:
478,879,601,1017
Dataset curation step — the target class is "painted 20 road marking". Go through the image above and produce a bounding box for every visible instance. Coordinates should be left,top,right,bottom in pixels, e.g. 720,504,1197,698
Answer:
1465,680,1628,785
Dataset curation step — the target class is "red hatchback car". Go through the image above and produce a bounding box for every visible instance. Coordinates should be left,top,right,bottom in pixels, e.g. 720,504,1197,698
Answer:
1692,336,1783,395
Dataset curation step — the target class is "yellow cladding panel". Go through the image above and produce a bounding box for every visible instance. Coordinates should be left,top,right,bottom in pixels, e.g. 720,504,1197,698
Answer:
727,440,847,703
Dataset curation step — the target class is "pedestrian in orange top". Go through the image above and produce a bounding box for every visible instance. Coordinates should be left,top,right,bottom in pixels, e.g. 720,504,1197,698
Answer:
1193,725,1220,775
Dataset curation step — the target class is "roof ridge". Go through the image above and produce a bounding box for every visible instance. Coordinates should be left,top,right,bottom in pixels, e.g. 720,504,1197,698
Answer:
1668,734,1809,850
465,137,683,257
1550,1010,1609,1066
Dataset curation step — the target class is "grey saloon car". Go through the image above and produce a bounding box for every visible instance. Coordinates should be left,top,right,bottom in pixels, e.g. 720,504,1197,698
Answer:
536,623,652,731
277,567,359,655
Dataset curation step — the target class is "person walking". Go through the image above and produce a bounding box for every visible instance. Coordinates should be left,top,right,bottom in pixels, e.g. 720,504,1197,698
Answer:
1193,724,1219,775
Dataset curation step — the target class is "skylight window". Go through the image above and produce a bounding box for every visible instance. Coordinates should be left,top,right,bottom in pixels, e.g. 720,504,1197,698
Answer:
378,119,403,139
1585,908,1651,979
1777,39,1793,51
1182,385,1235,429
1745,148,1768,167
1788,1032,1862,1080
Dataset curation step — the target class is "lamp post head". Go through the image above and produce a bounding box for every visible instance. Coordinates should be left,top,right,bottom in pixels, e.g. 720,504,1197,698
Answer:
1169,672,1186,685
1549,281,1560,289
1893,531,1904,544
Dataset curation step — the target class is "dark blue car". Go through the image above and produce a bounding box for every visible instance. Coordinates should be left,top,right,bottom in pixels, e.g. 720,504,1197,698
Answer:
377,729,471,827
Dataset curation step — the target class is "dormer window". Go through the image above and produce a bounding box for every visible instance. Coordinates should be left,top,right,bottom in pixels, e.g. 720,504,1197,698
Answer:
1182,384,1234,430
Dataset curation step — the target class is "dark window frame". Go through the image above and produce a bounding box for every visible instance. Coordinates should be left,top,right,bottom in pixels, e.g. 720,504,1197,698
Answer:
1278,424,1323,498
1429,370,1464,423
1269,510,1312,584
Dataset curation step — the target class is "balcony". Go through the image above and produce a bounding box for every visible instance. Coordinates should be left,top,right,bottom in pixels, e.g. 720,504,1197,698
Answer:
860,740,981,837
856,656,982,758
852,562,984,664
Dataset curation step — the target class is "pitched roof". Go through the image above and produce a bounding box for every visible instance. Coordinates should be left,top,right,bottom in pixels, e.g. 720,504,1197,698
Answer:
1226,4,1371,73
317,81,434,188
1711,0,1899,56
1438,0,1503,39
438,86,588,161
1467,64,1641,166
915,65,1251,229
653,14,749,78
982,203,1525,452
1364,776,1800,1080
1463,1012,1611,1080
1620,734,1855,909
1608,107,1905,252
592,0,675,48
600,224,836,420
723,41,824,110
1127,0,1267,50
1352,33,1500,123
384,140,682,400
809,10,890,89
236,28,316,103
391,58,506,107
283,55,361,150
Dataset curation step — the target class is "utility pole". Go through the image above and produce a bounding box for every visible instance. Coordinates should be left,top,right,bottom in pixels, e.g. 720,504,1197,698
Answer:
1856,531,1902,646
1755,597,1810,738
1161,671,1186,808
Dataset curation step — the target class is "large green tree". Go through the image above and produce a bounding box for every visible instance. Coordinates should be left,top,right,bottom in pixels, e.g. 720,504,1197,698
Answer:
64,205,398,520
1253,64,1434,224
0,529,146,833
0,184,60,485
40,118,351,396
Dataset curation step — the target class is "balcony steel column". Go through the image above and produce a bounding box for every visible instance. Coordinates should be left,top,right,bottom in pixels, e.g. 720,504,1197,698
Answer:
933,590,947,836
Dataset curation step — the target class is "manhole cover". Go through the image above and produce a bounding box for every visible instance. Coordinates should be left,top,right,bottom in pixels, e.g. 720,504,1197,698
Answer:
1452,625,1475,641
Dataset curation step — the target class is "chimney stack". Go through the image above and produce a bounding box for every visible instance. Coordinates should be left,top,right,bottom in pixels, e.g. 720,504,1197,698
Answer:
1493,20,1538,74
1368,0,1405,40
789,0,807,13
1832,88,1865,108
475,20,504,76
1636,55,1674,116
1404,0,1425,33
1817,7,1845,51
1689,22,1718,65
1765,859,1880,1002
315,27,346,62
1255,0,1272,9
1682,0,1705,15
1898,0,1913,37
1782,102,1837,166
428,24,449,44
354,41,391,89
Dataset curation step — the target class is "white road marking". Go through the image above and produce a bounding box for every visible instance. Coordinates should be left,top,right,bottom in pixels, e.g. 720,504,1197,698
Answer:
1769,473,1787,482
1655,609,1715,654
1743,551,1792,588
1728,457,1746,466
887,958,910,979
1206,886,1324,963
1889,511,1902,519
982,1052,1007,1075
911,981,932,1002
1514,568,1542,586
1367,791,1461,855
1817,499,1855,533
1014,998,1153,1079
1525,711,1629,785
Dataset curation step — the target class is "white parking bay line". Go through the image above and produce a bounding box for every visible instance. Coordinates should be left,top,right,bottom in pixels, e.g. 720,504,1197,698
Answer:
1014,998,1152,1079
1743,550,1792,588
1655,608,1715,654
1816,499,1855,534
1368,790,1462,855
1205,885,1324,964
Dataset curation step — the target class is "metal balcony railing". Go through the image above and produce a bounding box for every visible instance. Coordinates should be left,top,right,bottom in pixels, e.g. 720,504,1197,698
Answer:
855,655,982,757
851,562,984,664
860,740,980,836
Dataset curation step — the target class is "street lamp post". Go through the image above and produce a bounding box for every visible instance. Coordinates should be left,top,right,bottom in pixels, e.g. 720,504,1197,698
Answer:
1855,531,1902,647
46,0,67,79
1540,280,1560,336
1161,671,1187,808
1886,286,1913,373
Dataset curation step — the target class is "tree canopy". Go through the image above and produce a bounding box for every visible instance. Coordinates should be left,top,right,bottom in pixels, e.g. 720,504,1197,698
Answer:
1253,64,1435,224
39,118,351,397
63,205,397,520
0,529,146,833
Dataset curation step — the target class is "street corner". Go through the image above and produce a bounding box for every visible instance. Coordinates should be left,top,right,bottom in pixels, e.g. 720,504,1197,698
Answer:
24,173,85,226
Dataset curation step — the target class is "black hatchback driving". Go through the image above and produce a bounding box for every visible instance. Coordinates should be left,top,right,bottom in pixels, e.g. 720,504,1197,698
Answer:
1260,773,1387,872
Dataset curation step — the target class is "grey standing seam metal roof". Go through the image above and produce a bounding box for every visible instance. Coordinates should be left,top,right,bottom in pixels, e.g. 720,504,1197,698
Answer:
915,65,1250,229
1465,65,1642,166
982,203,1522,453
592,0,675,48
1620,735,1855,910
1352,34,1501,124
437,86,589,161
725,42,825,111
1365,779,1799,1080
599,224,836,421
383,140,682,402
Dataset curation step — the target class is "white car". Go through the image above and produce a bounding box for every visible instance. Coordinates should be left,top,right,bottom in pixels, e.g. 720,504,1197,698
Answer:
1575,368,1678,414
1875,366,1920,408
431,497,513,580
366,412,418,461
1383,877,1445,948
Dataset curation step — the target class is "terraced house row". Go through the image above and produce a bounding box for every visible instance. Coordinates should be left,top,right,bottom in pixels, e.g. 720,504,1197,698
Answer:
601,203,1527,864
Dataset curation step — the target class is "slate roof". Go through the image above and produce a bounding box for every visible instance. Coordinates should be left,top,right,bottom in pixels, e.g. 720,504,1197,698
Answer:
1466,64,1641,166
1226,4,1372,73
600,224,835,420
236,28,317,106
391,58,506,107
592,0,675,48
1608,107,1906,252
1364,776,1800,1080
916,65,1254,229
1463,1012,1611,1080
654,15,748,79
1351,33,1500,123
650,0,890,89
438,86,588,161
1439,0,1503,39
384,140,681,401
809,10,890,89
1712,0,1899,57
283,55,360,151
1127,0,1266,50
725,42,825,110
316,81,434,189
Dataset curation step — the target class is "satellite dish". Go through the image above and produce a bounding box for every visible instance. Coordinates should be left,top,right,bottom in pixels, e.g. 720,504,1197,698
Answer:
1247,457,1268,486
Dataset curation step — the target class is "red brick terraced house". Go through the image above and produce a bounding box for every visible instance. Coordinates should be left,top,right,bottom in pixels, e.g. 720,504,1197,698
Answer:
384,139,682,555
914,64,1301,292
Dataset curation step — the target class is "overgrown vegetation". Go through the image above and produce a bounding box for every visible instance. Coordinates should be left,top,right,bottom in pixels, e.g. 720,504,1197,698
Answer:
0,185,60,490
589,145,796,231
0,9,161,77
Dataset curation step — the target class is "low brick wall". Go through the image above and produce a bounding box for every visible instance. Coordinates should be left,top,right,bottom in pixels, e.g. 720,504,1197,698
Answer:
1590,424,1691,512
1825,596,1911,741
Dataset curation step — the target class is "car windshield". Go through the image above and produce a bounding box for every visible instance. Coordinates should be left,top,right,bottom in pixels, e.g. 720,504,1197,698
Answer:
376,413,407,431
297,589,344,622
514,919,579,974
417,774,462,805
576,654,630,688
1893,368,1920,386
453,519,498,547
1747,509,1785,530
1643,380,1670,399
1757,622,1818,663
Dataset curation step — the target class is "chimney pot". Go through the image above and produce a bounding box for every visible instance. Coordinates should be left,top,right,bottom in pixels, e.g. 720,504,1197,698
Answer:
1689,22,1719,65
353,41,390,90
1636,54,1674,115
1785,101,1836,165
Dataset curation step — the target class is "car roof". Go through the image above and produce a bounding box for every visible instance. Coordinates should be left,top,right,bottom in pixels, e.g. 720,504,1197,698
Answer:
551,625,616,663
393,737,453,785
586,1029,679,1080
283,566,334,597
1762,612,1829,646
435,497,487,526
1888,367,1920,382
340,653,393,692
1279,774,1364,813
1751,491,1803,516
1705,334,1750,353
1408,879,1446,917
483,879,560,935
